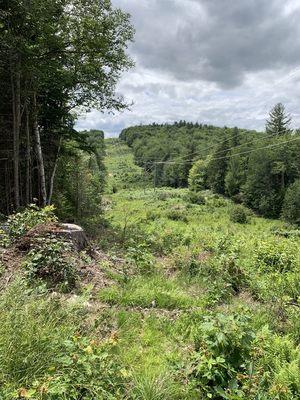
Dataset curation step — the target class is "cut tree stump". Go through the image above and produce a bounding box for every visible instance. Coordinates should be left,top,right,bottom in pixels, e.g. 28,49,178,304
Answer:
16,222,88,252
59,223,88,251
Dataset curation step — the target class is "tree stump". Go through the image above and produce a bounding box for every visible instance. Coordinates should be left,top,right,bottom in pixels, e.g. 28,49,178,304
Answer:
59,223,88,251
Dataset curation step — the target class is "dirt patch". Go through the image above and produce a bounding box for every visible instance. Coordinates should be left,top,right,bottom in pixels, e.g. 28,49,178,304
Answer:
78,249,129,293
15,222,63,251
196,250,213,263
0,247,23,290
0,222,128,294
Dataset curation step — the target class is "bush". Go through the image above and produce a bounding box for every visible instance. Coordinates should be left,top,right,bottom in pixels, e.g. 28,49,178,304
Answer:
125,241,155,275
166,209,188,222
7,205,57,239
282,180,300,225
0,228,10,248
186,191,206,205
229,205,248,224
186,312,256,398
255,240,297,272
24,236,77,292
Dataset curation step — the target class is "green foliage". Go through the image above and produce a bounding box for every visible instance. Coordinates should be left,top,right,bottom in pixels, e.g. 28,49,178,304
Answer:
29,336,127,400
0,281,77,394
225,155,245,197
99,274,203,310
255,240,297,272
186,312,256,398
0,0,134,213
166,208,188,222
188,159,208,191
0,228,10,248
243,136,300,218
126,241,155,275
229,205,249,224
120,112,300,220
186,191,206,205
266,103,292,136
0,282,127,400
120,123,258,189
53,134,105,233
24,236,77,292
206,138,229,194
2,141,300,400
281,179,300,225
131,374,177,400
7,205,57,239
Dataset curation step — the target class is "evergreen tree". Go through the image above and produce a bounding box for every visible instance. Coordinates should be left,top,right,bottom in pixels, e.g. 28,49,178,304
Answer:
231,127,240,147
225,156,244,198
188,159,208,192
206,137,229,194
281,179,300,225
266,103,292,136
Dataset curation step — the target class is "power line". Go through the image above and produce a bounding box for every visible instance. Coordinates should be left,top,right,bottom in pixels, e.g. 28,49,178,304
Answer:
167,128,294,164
151,136,300,165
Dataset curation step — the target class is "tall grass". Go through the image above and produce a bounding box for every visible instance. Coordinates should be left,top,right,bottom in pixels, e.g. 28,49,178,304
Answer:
0,280,79,389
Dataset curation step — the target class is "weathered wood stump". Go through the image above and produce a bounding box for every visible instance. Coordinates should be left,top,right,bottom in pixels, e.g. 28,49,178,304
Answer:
58,223,88,251
16,222,88,252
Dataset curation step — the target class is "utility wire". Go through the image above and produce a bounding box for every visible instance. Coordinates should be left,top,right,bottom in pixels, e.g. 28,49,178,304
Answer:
167,128,295,164
150,136,300,165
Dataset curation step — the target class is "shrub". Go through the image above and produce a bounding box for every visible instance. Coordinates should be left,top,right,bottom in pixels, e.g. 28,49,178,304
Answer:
146,210,161,221
256,331,300,400
255,240,297,272
229,205,248,224
7,205,57,239
166,209,188,222
186,191,206,205
0,228,10,248
282,180,300,225
218,254,248,294
24,236,77,292
125,241,155,275
186,312,256,398
174,248,212,278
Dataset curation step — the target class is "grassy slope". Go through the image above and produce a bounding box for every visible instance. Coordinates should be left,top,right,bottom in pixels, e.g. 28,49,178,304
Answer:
97,139,300,398
2,139,300,399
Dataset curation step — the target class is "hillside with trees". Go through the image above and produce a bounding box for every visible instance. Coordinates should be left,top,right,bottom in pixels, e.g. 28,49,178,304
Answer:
1,1,300,399
120,105,300,220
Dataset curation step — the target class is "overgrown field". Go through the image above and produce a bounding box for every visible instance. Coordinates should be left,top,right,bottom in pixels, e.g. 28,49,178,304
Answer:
0,139,300,399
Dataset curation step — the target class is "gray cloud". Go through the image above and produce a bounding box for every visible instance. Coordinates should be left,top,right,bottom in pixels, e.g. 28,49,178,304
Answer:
76,0,300,136
115,0,300,87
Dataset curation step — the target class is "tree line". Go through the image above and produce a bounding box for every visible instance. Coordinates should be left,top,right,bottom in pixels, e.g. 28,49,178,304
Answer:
0,0,133,217
120,104,300,222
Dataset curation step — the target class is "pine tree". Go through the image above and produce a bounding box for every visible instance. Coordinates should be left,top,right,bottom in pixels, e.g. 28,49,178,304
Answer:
266,103,292,136
231,127,240,147
206,137,229,194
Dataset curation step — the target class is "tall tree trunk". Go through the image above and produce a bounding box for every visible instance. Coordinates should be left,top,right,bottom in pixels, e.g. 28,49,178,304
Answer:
47,137,62,205
11,61,21,209
33,92,47,206
25,106,32,204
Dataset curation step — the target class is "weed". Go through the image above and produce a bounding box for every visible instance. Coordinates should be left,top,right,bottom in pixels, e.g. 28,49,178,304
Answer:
23,236,77,292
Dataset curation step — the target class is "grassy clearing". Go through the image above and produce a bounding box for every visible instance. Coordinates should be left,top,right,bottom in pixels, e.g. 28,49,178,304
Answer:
98,139,300,398
1,139,300,399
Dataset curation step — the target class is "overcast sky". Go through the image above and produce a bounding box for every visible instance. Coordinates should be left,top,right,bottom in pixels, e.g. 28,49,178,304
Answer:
76,0,300,137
